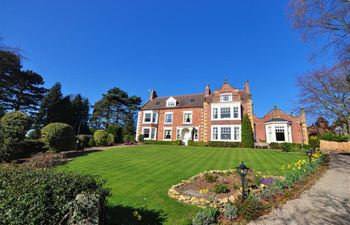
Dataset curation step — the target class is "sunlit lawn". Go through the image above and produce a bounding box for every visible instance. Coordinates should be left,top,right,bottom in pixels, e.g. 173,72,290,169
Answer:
58,145,305,225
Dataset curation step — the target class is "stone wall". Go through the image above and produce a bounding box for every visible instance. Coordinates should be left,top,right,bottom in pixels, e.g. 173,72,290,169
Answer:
320,140,350,153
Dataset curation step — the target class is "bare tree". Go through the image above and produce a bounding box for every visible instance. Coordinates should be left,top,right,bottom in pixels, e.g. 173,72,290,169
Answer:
298,61,350,135
289,0,350,59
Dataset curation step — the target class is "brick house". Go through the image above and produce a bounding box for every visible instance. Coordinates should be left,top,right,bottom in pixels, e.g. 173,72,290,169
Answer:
136,81,308,145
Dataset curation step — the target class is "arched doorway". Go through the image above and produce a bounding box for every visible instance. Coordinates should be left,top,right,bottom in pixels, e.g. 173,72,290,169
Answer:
181,128,191,145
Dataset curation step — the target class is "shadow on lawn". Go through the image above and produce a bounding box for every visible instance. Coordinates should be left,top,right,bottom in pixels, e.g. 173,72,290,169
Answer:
107,205,166,225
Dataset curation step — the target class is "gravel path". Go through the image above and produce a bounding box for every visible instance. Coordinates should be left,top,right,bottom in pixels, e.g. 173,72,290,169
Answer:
249,153,350,225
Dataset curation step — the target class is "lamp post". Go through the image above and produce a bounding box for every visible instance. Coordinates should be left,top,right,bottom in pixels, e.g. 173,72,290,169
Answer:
306,149,315,164
236,161,250,203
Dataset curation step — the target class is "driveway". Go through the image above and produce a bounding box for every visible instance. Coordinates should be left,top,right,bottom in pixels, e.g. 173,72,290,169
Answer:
249,153,350,225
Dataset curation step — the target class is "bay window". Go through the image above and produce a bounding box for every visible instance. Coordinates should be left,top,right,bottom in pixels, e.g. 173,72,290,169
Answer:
211,125,241,142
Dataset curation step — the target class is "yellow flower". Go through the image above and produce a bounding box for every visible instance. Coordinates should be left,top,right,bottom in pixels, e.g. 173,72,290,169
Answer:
137,215,142,221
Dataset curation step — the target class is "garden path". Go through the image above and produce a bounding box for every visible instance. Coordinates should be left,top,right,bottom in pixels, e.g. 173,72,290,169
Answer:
249,153,350,225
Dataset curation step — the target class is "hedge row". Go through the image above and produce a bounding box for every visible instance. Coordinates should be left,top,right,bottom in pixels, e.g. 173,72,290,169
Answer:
144,140,182,145
0,165,110,225
188,141,242,148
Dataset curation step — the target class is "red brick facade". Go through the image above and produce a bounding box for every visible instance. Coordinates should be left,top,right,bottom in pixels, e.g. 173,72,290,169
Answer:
136,81,308,145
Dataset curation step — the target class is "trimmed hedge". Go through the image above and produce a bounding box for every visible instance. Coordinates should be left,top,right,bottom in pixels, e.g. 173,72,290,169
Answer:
144,140,182,145
188,140,209,147
107,133,114,146
269,142,282,149
207,141,241,148
320,133,349,142
94,130,109,146
0,165,110,225
41,123,75,152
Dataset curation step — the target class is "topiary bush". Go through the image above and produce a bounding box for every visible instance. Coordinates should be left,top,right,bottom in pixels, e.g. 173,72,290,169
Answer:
241,114,254,148
94,130,109,146
223,203,238,221
41,123,75,152
107,133,114,146
0,111,32,161
0,165,110,225
192,208,218,225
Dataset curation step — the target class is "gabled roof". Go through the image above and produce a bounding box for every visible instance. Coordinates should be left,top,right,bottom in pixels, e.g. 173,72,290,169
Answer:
142,94,205,110
265,118,291,123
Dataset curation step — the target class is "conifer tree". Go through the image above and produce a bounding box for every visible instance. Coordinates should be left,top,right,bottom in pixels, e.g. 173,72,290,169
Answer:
241,114,254,148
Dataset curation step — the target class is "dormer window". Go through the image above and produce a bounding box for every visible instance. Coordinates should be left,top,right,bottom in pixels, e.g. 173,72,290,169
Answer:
220,93,232,102
166,97,177,107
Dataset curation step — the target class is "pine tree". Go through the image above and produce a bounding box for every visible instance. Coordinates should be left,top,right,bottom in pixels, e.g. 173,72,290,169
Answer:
241,114,254,148
71,94,90,134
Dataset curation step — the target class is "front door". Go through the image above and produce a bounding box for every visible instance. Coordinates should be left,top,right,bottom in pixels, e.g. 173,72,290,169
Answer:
181,128,191,145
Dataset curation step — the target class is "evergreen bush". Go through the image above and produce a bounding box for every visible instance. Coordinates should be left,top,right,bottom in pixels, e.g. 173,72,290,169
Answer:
94,130,109,146
107,133,114,146
241,114,254,148
41,123,75,152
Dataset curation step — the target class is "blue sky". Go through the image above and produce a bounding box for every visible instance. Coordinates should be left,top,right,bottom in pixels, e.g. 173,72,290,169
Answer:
1,0,317,119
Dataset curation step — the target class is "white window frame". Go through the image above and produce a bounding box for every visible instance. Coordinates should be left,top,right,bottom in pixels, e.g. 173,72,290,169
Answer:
220,93,233,102
164,112,173,124
143,110,158,124
142,127,157,140
183,111,193,124
163,127,172,141
211,102,241,121
211,125,241,142
264,122,293,144
166,97,177,107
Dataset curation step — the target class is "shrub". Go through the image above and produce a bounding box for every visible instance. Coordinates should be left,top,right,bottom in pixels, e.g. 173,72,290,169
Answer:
88,136,95,147
223,203,238,221
94,130,109,146
188,140,208,147
207,141,241,148
24,152,65,168
123,135,131,143
192,208,218,225
281,143,292,152
107,125,123,143
320,133,349,142
269,142,281,149
0,165,110,225
0,111,32,161
309,136,320,149
41,123,75,152
20,139,45,158
241,114,254,148
107,133,114,146
212,183,230,193
144,140,182,145
76,135,92,150
204,173,216,183
260,185,282,202
129,135,135,142
235,195,264,220
138,134,144,143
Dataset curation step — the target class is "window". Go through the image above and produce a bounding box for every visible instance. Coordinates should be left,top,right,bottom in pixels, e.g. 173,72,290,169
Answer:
151,128,156,139
144,113,152,123
193,128,199,140
233,107,239,118
176,129,181,140
164,129,172,140
143,111,157,124
143,128,150,139
213,127,218,140
275,126,285,141
164,113,173,124
234,126,240,140
166,97,176,107
220,107,231,118
221,127,231,140
220,94,232,102
213,108,218,119
183,112,192,123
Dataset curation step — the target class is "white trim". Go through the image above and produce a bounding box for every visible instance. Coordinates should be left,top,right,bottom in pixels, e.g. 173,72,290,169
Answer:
142,127,157,140
166,97,177,107
265,123,293,143
135,111,141,140
164,112,173,124
163,127,173,141
143,110,158,124
220,93,233,102
183,111,193,124
211,102,241,121
211,125,241,142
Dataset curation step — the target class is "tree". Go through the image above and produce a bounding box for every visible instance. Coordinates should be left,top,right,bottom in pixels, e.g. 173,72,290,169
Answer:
0,50,46,114
297,62,350,135
241,114,254,148
0,111,32,161
71,94,90,134
289,0,350,59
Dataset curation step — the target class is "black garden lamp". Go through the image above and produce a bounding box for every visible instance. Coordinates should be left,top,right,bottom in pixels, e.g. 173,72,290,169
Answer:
236,161,250,202
306,149,315,164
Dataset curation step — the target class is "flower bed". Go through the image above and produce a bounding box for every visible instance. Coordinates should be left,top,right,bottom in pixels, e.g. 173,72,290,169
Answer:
169,151,327,224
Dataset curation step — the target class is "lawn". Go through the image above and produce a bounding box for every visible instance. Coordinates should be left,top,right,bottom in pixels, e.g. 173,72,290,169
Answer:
58,145,306,225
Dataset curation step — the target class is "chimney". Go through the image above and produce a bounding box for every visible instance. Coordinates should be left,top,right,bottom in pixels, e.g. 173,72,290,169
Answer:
205,84,211,96
245,80,250,94
150,90,157,100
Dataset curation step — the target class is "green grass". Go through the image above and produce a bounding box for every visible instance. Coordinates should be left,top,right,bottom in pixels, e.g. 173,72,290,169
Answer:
58,145,306,225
